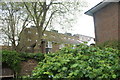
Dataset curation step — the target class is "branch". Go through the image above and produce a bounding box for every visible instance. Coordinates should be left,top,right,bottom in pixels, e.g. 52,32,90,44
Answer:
1,28,12,41
24,2,37,25
42,10,58,35
21,15,29,30
38,2,47,28
46,0,53,10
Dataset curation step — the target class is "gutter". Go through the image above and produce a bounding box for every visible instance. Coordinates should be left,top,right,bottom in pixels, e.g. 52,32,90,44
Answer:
84,2,110,16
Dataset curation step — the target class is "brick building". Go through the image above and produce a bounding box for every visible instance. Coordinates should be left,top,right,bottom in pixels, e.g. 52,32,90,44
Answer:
18,27,80,53
17,27,94,53
85,1,120,44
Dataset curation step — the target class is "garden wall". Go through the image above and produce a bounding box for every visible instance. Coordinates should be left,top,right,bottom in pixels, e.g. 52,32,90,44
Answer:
19,59,38,76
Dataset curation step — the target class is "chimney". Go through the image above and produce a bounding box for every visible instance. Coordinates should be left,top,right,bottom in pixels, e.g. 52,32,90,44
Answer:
30,26,36,28
51,30,58,33
73,34,79,38
65,33,72,36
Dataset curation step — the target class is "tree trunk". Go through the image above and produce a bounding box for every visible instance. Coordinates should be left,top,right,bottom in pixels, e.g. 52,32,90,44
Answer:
34,26,43,53
12,39,16,50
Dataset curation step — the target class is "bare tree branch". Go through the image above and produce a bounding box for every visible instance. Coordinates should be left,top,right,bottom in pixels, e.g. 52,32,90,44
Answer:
42,10,58,35
24,2,37,25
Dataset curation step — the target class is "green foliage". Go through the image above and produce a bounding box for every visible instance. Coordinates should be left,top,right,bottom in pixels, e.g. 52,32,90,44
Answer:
19,52,45,61
97,40,120,49
1,50,45,73
32,43,120,80
2,50,21,72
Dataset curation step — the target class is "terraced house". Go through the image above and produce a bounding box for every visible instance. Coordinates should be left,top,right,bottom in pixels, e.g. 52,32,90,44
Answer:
18,27,94,53
85,1,120,44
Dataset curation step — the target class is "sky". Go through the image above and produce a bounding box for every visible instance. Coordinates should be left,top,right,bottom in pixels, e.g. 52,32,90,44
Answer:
70,0,103,38
25,0,103,38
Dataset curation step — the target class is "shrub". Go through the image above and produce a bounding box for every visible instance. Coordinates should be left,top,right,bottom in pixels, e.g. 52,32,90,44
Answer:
97,40,120,49
1,50,45,73
2,50,21,72
19,52,45,61
32,43,120,80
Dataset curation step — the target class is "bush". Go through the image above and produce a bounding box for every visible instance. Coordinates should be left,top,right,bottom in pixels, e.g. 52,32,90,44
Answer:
2,50,21,72
19,52,45,61
32,44,120,80
1,50,45,73
97,40,120,49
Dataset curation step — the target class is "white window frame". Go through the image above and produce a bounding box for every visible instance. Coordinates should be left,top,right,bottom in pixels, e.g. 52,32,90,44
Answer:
46,41,52,48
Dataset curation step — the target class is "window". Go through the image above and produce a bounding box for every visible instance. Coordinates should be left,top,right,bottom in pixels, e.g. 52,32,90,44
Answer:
27,47,31,49
59,44,65,49
44,34,47,36
46,41,52,48
28,39,31,41
36,40,37,42
28,31,31,33
36,32,38,35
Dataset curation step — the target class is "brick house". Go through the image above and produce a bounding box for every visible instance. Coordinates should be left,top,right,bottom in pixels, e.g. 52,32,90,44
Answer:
85,1,120,44
18,27,80,53
17,27,94,53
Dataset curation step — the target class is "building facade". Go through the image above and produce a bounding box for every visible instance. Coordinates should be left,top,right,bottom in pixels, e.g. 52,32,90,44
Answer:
85,1,120,44
18,27,94,53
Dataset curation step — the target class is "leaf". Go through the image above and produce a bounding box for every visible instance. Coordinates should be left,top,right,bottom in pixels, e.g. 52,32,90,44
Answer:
112,74,117,79
71,64,78,68
62,67,67,71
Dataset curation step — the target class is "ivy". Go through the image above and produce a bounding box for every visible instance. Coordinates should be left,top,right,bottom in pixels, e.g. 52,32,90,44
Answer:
19,52,44,61
97,40,120,50
1,50,44,73
31,43,120,80
2,50,21,72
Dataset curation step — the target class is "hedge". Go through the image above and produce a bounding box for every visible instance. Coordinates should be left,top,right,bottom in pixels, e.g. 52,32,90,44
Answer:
32,43,120,80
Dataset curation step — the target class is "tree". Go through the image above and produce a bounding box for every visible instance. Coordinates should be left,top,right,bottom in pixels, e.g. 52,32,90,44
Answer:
0,2,30,50
23,0,87,52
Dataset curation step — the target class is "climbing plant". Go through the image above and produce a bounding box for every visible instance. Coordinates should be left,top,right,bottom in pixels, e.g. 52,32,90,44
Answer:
1,50,45,73
2,50,21,72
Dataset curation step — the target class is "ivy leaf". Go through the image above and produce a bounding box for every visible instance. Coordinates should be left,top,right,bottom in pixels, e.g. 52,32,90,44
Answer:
112,74,117,79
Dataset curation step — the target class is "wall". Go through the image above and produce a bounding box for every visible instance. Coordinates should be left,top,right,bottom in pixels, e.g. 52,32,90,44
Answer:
0,46,11,50
93,3,119,44
2,63,14,77
2,59,38,77
52,43,60,52
119,3,120,41
20,59,38,76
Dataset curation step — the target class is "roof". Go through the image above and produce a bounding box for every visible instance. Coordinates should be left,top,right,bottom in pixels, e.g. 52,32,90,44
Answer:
43,31,81,44
21,28,82,44
85,1,110,16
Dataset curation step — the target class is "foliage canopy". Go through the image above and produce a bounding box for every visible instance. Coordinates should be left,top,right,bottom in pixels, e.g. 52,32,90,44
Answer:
32,44,120,80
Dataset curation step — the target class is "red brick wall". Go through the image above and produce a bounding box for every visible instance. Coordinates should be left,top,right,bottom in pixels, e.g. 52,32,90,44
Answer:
119,3,120,41
52,43,59,52
93,3,119,44
20,59,38,76
0,46,12,50
2,63,14,76
2,59,38,77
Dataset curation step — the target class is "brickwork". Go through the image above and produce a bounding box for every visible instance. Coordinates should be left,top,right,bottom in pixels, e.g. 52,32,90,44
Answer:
2,63,14,77
52,43,60,52
93,3,119,44
118,3,120,41
0,46,11,50
20,59,38,76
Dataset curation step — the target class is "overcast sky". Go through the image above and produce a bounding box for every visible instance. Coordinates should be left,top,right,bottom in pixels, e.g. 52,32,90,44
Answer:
25,0,103,38
71,0,103,38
